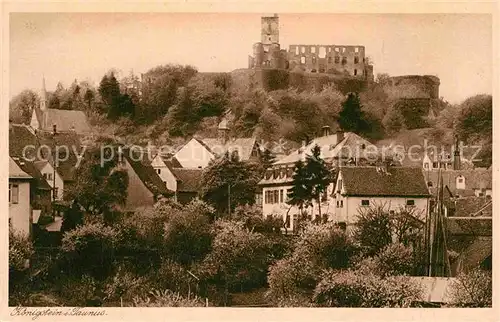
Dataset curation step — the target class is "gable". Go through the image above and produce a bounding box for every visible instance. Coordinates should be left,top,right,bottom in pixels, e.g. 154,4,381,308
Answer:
174,138,214,168
151,154,167,168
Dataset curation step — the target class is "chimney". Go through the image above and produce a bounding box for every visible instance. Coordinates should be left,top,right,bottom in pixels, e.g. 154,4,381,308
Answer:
322,125,331,137
336,128,344,143
453,135,461,170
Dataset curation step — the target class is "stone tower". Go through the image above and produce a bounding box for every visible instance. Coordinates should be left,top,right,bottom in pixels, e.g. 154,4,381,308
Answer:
261,14,279,50
40,76,48,112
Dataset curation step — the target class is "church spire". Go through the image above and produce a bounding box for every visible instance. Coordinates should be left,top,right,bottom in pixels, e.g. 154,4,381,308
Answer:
40,76,48,112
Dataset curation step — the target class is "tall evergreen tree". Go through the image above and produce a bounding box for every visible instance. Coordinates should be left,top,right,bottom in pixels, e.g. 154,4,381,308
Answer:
304,145,332,219
286,159,312,213
338,92,370,134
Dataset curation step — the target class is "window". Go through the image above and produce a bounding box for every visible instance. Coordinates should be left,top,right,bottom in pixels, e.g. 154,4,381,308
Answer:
311,47,316,53
354,57,359,64
339,200,343,208
301,47,306,54
406,200,415,206
342,57,347,65
10,184,19,204
354,69,357,76
319,47,326,58
456,175,466,190
273,190,279,204
361,200,370,206
427,181,433,187
295,47,299,55
47,173,53,181
157,169,161,174
328,57,332,63
335,47,340,53
432,162,438,168
424,163,429,169
312,56,317,64
279,189,284,203
335,56,340,64
300,56,306,64
337,180,342,193
355,47,359,53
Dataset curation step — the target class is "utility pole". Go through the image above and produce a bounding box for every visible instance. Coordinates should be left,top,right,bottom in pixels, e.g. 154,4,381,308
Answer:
228,183,231,218
52,124,58,205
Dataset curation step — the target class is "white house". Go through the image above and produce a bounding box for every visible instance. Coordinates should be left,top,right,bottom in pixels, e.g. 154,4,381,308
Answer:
258,127,377,232
34,160,64,200
9,157,33,237
333,166,431,230
173,119,260,169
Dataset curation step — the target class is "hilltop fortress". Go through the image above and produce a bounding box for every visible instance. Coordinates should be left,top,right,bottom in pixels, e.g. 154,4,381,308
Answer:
248,14,374,80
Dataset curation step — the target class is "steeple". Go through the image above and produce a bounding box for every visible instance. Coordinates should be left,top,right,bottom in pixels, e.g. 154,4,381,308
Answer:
40,76,48,112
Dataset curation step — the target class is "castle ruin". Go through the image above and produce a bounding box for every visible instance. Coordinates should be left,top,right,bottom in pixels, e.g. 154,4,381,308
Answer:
248,14,374,81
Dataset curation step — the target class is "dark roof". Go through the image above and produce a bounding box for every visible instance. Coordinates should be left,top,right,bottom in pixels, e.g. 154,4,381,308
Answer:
340,166,430,197
9,124,39,159
425,169,491,197
171,168,203,192
446,217,492,237
123,148,172,197
12,158,51,190
35,108,91,134
452,197,492,217
163,156,183,169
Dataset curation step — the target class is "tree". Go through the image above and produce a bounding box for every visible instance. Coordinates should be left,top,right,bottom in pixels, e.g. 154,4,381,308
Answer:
304,145,332,219
338,92,370,134
383,105,406,135
200,152,261,216
9,228,34,273
454,94,492,148
353,204,393,256
257,148,276,174
48,94,61,109
61,222,119,279
286,160,312,214
163,199,215,266
84,88,95,110
449,267,492,307
64,144,128,224
196,220,271,305
312,269,423,307
9,89,39,124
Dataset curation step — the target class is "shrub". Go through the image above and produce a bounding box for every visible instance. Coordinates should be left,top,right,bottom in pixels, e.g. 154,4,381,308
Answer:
9,229,33,273
103,266,149,305
58,275,102,306
449,267,492,307
313,269,423,307
61,222,119,279
372,243,415,277
132,289,205,307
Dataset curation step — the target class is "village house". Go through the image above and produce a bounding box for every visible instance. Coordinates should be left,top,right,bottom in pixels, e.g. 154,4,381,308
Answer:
30,78,91,135
9,157,33,237
174,119,261,169
258,126,377,231
150,153,203,204
333,165,431,229
119,148,174,211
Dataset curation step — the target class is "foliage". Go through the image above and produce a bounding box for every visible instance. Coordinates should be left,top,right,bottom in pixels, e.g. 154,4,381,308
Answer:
232,205,282,234
9,89,39,124
9,229,34,273
60,200,84,233
64,144,128,223
103,266,149,304
200,152,261,215
98,72,135,120
163,199,215,265
132,289,205,307
286,160,312,211
383,105,406,135
338,92,371,134
449,267,492,307
196,220,272,303
267,222,357,306
304,144,333,217
355,243,415,277
61,222,119,279
313,269,423,307
454,94,492,143
58,275,102,306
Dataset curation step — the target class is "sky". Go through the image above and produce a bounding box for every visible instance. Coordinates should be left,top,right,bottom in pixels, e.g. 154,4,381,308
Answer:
10,13,492,104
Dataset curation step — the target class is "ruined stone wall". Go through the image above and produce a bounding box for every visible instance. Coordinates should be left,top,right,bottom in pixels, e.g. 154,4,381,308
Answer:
287,45,369,78
382,75,440,100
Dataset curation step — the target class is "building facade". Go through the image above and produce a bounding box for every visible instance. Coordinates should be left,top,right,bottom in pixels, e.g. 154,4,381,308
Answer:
9,157,33,237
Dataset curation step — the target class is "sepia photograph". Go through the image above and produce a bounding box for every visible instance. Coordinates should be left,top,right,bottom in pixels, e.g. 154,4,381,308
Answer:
5,5,495,315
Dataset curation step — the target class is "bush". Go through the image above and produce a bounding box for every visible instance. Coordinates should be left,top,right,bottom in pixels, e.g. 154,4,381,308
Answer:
58,275,102,306
61,222,119,279
313,269,423,307
371,243,415,277
132,289,205,307
449,267,492,307
9,229,33,273
103,266,149,305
